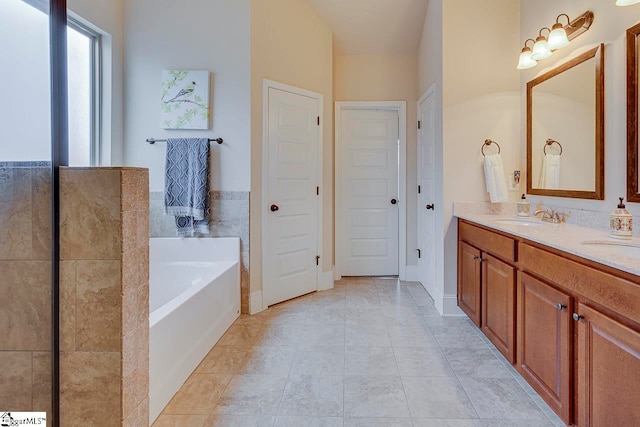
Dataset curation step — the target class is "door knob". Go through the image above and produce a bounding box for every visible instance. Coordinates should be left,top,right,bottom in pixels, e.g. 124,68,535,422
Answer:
572,313,584,321
391,199,398,205
270,204,279,212
426,204,435,210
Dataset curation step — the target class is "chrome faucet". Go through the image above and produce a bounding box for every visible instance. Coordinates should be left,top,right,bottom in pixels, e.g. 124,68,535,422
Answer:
534,209,567,224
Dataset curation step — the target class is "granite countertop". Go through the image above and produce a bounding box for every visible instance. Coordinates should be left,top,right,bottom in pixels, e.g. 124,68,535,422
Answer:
456,212,640,278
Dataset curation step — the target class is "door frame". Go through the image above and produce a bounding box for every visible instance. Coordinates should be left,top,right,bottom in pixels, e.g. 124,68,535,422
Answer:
335,101,407,280
261,79,324,308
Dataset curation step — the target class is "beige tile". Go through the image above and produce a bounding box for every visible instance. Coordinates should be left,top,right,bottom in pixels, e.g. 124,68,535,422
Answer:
164,373,232,415
122,210,138,256
60,351,121,426
153,414,207,427
137,397,150,427
0,351,33,410
214,374,287,416
123,403,140,427
0,168,33,260
75,260,122,351
0,261,51,351
218,324,262,346
60,261,76,351
205,414,276,426
32,351,52,414
31,167,52,260
60,168,122,260
196,346,251,374
121,169,138,214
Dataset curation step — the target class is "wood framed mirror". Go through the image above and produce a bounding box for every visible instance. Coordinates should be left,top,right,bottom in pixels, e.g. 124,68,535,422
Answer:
527,44,604,199
627,23,640,203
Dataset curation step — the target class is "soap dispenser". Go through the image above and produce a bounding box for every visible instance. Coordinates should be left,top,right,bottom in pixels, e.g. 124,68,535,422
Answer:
610,197,633,239
517,194,530,217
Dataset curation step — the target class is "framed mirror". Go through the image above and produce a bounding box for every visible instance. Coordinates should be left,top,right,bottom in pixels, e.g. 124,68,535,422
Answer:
627,23,640,203
527,44,604,199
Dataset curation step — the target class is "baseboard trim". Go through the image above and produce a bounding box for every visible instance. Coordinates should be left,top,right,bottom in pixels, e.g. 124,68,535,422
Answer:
249,290,265,315
405,265,419,282
442,293,465,317
319,268,334,291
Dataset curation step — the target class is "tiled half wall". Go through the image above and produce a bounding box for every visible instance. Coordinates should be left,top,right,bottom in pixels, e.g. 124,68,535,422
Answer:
60,167,149,426
150,191,250,313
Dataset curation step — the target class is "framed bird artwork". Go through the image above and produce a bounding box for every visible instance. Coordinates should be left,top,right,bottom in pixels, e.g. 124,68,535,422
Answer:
160,69,211,129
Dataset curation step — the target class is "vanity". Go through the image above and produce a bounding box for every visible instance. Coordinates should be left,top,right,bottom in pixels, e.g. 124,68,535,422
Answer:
456,214,640,426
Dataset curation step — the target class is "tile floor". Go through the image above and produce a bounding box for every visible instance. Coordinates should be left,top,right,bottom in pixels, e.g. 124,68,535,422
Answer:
153,277,565,427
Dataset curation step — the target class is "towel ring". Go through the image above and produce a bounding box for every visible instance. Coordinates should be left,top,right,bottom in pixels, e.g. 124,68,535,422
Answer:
544,138,563,155
481,139,501,157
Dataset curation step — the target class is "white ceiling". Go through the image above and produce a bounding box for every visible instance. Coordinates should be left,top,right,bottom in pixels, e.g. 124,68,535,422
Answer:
304,0,429,55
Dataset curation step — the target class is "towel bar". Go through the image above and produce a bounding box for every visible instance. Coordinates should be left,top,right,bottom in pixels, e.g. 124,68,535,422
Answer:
147,137,223,145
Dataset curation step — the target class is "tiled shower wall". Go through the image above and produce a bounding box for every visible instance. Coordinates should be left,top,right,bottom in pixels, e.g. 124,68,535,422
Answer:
150,191,250,313
0,165,52,417
60,167,149,426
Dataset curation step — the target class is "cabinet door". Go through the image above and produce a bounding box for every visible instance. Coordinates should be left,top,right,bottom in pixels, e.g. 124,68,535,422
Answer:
576,303,640,427
458,241,481,326
517,273,572,424
481,253,516,362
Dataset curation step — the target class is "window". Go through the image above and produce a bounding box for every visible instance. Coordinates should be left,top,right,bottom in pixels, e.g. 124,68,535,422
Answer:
1,0,102,165
67,17,101,166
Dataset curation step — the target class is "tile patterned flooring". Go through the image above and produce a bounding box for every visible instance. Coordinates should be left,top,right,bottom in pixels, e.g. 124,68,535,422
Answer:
153,277,565,427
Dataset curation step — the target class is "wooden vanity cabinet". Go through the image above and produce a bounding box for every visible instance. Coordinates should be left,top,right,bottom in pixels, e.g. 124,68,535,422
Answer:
517,272,572,424
458,241,481,326
458,219,640,425
458,221,516,362
575,303,640,427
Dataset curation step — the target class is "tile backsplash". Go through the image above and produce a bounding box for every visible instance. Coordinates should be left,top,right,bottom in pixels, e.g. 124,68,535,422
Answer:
150,191,250,313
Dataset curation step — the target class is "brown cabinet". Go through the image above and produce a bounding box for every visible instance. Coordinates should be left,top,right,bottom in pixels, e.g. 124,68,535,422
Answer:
482,254,516,363
517,272,572,424
575,303,640,427
458,222,516,362
457,219,640,426
458,241,481,326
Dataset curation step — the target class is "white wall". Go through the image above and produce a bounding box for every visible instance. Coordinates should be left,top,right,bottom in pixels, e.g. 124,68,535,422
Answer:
250,0,334,307
520,1,640,217
334,53,419,266
123,0,251,192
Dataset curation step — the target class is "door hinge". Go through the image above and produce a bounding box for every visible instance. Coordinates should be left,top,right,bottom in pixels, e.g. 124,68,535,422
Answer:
417,249,421,258
418,120,422,129
316,255,320,266
316,186,320,195
418,185,421,194
317,116,320,126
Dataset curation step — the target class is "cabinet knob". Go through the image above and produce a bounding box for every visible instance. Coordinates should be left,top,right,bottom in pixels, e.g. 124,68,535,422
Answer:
572,313,584,321
270,204,279,212
391,198,398,205
426,204,435,210
480,258,487,263
473,255,479,260
556,303,567,310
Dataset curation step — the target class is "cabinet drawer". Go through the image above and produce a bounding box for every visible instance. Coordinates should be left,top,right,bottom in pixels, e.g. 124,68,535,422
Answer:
459,221,516,262
520,243,640,325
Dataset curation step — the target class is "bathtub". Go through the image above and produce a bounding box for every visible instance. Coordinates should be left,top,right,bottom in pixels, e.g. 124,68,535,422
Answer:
149,237,240,424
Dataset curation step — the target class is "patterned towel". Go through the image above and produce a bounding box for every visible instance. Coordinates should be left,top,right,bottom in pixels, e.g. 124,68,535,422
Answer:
164,138,210,236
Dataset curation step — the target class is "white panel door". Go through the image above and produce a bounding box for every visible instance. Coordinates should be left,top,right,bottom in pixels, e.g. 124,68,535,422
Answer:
265,87,320,306
417,91,437,297
340,109,399,276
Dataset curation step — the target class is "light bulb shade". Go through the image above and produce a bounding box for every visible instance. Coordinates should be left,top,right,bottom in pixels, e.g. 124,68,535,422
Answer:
548,25,570,50
517,49,537,70
617,0,640,6
531,36,552,60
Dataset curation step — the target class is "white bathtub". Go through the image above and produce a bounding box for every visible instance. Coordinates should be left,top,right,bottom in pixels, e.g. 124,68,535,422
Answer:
149,237,240,424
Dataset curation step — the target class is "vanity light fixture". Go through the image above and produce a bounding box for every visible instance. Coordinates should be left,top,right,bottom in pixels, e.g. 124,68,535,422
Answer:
548,14,571,50
617,0,640,6
517,11,594,70
531,28,553,60
517,39,538,69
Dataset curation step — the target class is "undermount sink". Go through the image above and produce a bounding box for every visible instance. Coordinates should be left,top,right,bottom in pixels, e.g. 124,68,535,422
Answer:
492,218,549,227
580,240,640,257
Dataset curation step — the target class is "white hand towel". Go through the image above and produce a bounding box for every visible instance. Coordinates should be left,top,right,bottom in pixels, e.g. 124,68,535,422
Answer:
538,154,561,189
484,154,508,203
